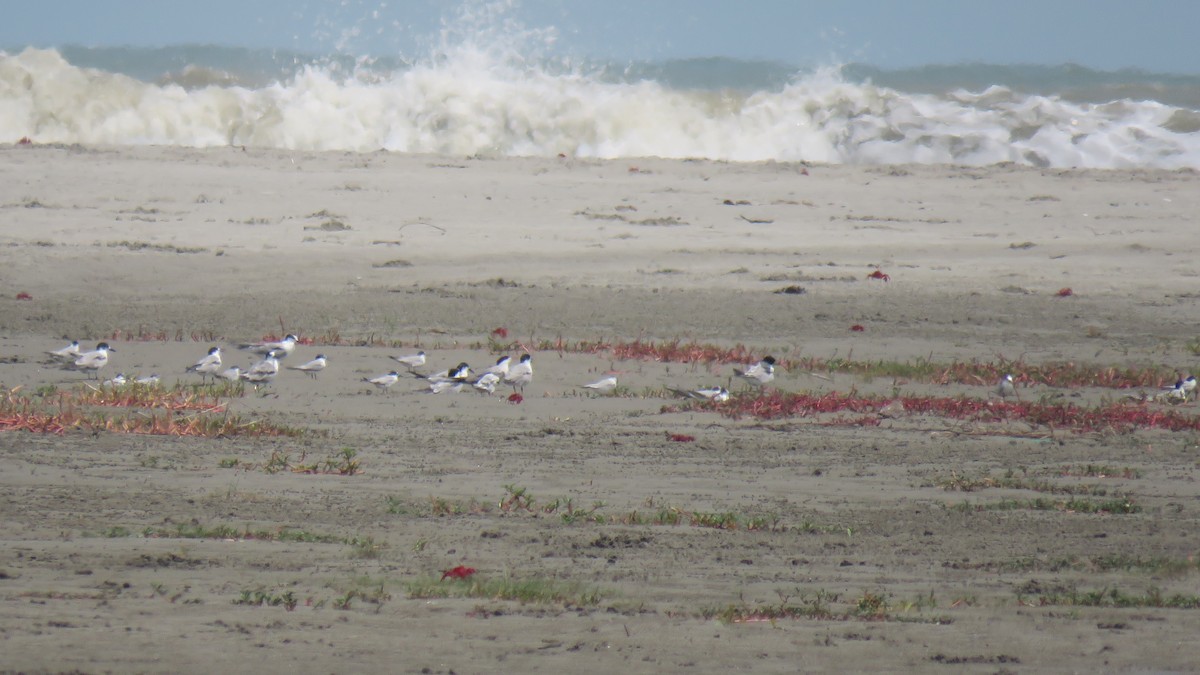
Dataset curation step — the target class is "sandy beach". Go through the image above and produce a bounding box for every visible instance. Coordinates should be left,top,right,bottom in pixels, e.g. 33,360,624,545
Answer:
2,144,1200,673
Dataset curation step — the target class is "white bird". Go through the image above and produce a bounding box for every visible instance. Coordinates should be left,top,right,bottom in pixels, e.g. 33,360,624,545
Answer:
734,356,776,387
218,365,242,382
1184,375,1198,399
134,373,160,385
287,354,327,379
473,372,501,395
996,373,1017,399
391,350,426,372
479,355,511,379
428,362,471,383
240,334,298,358
1161,372,1195,403
365,371,400,393
426,362,471,393
46,340,81,361
582,375,618,392
1163,372,1196,399
1161,387,1188,404
186,346,222,382
504,354,532,393
103,373,127,386
71,342,115,379
692,386,730,402
241,349,282,387
428,378,465,394
667,385,730,402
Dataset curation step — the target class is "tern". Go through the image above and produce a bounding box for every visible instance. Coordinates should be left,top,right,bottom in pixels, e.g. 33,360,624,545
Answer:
426,362,471,393
365,371,400,393
392,350,427,372
479,356,511,379
504,354,532,393
691,386,730,402
1164,371,1197,401
240,334,298,358
46,340,81,361
473,372,501,395
996,374,1017,399
288,354,327,379
581,375,618,392
428,378,465,394
186,346,222,382
1161,372,1196,403
71,342,115,379
428,362,471,383
241,349,282,387
734,356,776,387
667,385,730,402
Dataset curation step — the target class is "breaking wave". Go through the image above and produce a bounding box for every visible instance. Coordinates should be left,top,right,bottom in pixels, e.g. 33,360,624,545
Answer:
1,42,1197,169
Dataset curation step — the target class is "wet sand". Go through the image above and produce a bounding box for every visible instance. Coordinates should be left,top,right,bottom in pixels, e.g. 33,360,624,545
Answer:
1,145,1199,672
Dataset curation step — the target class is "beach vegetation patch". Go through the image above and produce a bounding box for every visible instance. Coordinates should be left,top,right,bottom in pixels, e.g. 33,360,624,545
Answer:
164,523,342,543
1186,337,1200,356
221,447,360,475
305,219,351,231
574,208,626,221
632,215,686,226
946,497,1140,515
692,388,1200,433
960,554,1198,576
0,385,300,437
1019,585,1200,609
703,589,952,624
504,338,1172,389
388,489,812,533
104,327,221,342
326,580,393,611
1042,465,1142,479
407,574,605,607
348,536,383,559
759,271,857,282
932,471,1128,497
385,494,494,517
233,589,299,611
574,208,687,226
106,240,208,254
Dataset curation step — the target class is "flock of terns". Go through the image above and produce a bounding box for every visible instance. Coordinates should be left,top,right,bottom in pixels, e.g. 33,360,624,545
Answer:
43,337,1200,404
44,336,782,401
992,371,1197,403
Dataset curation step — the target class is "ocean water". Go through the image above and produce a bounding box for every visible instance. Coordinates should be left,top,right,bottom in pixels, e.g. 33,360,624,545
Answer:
1,40,1198,169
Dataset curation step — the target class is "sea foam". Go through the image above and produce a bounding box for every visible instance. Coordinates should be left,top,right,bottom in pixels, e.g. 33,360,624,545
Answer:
0,46,1197,170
